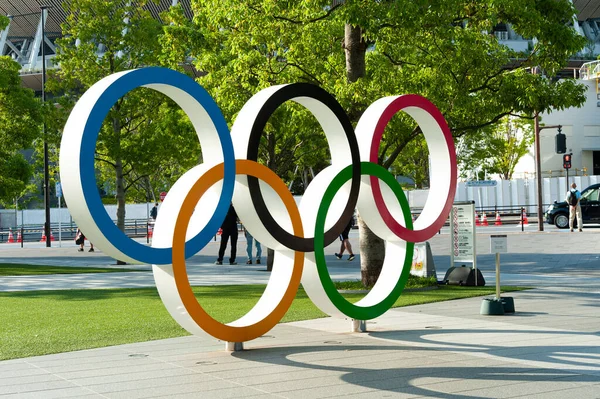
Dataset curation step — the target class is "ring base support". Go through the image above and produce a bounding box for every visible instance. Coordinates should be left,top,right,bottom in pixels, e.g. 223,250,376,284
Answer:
225,342,244,352
351,319,367,332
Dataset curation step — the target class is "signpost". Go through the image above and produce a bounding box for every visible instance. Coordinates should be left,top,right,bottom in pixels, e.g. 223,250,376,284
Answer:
481,234,515,315
450,202,477,285
490,235,507,300
56,182,62,247
159,191,167,202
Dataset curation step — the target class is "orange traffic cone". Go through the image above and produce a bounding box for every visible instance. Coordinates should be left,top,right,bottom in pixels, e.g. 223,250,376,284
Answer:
50,230,55,241
147,224,153,239
7,229,15,243
518,209,529,226
217,227,223,235
475,213,481,226
495,212,502,226
17,230,22,243
482,213,489,226
40,229,47,242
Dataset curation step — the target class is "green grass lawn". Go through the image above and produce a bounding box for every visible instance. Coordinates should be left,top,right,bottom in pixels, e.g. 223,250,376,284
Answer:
0,284,527,360
334,275,438,290
0,263,142,276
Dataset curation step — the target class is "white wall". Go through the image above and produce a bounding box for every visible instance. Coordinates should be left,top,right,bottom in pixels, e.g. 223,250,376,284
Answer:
405,175,600,211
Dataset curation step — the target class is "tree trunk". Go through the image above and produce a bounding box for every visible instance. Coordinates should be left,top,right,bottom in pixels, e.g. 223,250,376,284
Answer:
115,157,125,232
113,117,127,265
344,23,385,288
358,214,385,287
344,24,366,82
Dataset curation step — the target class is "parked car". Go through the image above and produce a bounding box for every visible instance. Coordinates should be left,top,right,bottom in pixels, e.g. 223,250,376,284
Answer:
545,183,600,229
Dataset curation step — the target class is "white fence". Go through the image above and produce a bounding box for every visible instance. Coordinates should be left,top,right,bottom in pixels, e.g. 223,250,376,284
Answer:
0,203,154,229
408,175,600,213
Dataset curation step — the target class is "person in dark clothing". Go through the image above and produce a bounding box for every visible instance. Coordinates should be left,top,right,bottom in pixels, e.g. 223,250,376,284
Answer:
334,217,355,261
216,204,239,265
150,203,158,221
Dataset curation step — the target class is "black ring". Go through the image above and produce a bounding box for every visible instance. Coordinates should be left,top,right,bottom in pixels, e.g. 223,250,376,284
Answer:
246,83,361,252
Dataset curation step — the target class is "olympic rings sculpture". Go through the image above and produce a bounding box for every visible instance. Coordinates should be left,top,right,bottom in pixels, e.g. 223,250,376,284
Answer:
59,67,456,343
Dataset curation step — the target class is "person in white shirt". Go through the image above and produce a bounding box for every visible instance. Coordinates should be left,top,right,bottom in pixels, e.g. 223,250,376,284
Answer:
566,183,582,232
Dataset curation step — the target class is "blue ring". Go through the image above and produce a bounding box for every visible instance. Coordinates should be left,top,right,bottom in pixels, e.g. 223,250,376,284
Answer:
80,67,235,264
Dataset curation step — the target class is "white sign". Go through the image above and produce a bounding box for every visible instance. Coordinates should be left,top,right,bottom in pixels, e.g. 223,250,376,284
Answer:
450,203,476,263
411,243,426,277
490,235,508,254
466,180,497,187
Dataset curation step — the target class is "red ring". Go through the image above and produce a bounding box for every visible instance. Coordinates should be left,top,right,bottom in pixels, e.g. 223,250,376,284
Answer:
369,95,457,242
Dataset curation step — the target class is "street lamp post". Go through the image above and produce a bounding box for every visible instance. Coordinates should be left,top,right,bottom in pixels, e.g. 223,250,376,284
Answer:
41,5,51,247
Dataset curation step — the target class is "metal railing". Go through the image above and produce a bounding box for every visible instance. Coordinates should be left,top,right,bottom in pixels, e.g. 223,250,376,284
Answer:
0,218,153,244
411,204,546,232
579,60,600,81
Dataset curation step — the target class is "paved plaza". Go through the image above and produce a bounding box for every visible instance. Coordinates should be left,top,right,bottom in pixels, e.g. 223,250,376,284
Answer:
1,227,600,398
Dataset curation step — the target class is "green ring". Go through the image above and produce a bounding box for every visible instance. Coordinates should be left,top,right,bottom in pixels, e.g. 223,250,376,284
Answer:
313,162,414,320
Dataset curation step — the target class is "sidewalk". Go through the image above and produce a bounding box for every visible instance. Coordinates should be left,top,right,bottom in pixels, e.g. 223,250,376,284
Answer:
1,230,600,398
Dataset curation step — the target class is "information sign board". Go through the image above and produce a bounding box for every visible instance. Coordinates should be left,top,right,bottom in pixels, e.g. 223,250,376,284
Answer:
490,235,508,253
450,202,476,264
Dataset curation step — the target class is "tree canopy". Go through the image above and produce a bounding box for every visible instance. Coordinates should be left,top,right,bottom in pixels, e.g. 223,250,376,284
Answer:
48,0,200,231
161,0,587,180
458,116,534,180
0,57,42,203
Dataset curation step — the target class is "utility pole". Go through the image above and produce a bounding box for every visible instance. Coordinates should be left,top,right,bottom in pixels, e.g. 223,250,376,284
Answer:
41,5,51,247
534,120,563,232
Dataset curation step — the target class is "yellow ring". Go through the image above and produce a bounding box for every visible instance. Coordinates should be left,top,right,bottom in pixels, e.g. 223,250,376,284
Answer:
172,160,304,342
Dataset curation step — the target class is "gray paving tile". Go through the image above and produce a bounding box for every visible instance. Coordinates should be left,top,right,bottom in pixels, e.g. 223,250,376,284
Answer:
54,361,184,380
326,391,421,399
277,381,378,399
150,389,275,399
0,380,77,395
88,372,227,394
0,366,51,379
511,382,600,399
31,356,164,374
103,380,264,399
0,388,104,399
457,374,599,398
0,361,39,371
0,373,62,386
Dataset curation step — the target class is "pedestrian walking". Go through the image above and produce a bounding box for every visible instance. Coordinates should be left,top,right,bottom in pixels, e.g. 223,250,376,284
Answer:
216,204,238,265
244,226,262,264
150,202,159,221
75,228,94,252
334,216,355,261
566,183,583,232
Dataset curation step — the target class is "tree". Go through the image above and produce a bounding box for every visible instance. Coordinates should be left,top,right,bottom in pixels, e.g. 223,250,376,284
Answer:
165,0,587,286
458,117,534,180
48,0,200,248
0,55,42,203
